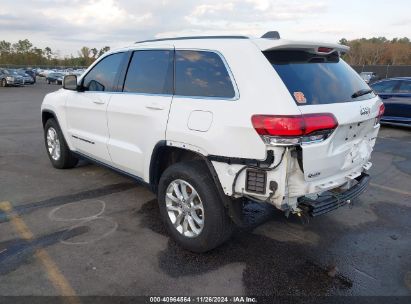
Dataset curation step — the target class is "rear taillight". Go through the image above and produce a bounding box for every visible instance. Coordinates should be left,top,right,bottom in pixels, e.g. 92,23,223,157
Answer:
251,113,338,145
375,103,385,125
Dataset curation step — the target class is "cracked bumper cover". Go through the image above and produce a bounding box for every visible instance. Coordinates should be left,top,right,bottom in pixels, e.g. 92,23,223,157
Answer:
297,173,371,217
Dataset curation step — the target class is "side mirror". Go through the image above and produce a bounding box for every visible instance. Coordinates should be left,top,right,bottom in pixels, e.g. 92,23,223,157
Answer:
63,75,78,91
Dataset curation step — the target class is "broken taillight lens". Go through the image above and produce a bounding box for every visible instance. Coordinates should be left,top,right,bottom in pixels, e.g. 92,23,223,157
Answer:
375,103,385,125
251,113,338,145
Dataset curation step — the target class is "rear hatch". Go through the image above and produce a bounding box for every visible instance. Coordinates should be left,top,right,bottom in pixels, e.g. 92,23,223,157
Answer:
263,47,382,182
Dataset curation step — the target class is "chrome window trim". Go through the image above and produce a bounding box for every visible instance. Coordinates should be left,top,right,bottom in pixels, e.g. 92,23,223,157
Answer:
79,48,240,101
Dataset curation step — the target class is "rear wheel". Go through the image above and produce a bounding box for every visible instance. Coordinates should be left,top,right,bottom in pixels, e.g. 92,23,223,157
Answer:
1,78,6,87
158,161,233,252
44,119,78,169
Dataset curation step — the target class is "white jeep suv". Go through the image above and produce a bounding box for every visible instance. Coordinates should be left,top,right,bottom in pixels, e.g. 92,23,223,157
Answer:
41,33,384,252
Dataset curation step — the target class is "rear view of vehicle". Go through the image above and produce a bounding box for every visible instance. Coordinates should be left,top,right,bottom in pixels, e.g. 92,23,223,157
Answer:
257,45,383,216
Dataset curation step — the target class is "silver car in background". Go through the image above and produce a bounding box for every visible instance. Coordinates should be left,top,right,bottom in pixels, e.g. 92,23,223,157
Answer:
0,69,24,87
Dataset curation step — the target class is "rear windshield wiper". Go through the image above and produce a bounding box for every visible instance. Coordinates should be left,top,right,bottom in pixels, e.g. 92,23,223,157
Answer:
351,89,373,98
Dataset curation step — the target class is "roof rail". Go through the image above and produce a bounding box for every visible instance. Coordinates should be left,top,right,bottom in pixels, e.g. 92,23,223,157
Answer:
261,31,281,39
135,35,249,44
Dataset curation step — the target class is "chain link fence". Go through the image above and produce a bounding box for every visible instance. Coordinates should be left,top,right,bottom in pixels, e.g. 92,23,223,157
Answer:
2,63,410,79
351,65,411,79
0,64,87,69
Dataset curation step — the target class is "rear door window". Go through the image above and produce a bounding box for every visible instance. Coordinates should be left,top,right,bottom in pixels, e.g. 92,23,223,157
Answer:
123,50,173,94
371,80,399,94
398,81,411,93
175,50,235,98
264,50,375,105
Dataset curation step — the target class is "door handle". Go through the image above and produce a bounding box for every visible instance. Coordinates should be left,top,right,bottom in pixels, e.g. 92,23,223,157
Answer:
92,99,105,105
145,103,165,110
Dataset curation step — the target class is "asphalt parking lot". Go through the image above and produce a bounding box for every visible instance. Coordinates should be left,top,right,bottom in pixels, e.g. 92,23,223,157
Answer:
0,80,410,298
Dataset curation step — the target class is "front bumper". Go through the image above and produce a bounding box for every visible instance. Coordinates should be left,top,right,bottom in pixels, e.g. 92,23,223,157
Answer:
7,79,23,86
297,173,370,217
381,116,411,127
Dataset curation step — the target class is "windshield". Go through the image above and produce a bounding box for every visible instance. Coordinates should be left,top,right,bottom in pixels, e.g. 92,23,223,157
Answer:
264,50,375,105
8,70,19,75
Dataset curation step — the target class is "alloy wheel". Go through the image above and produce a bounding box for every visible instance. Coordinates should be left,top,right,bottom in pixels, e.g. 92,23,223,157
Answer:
46,127,61,161
165,179,204,238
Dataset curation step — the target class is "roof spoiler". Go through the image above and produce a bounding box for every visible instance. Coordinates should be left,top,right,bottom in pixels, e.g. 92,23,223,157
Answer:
254,39,350,55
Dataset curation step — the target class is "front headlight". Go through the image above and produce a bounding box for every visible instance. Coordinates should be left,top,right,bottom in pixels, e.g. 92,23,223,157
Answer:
6,76,14,81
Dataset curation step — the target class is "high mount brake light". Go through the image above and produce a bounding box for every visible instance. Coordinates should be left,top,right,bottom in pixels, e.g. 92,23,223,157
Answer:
318,47,334,53
251,113,338,145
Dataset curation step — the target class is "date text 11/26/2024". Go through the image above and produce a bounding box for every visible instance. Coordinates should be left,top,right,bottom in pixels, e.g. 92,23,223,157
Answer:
149,297,258,303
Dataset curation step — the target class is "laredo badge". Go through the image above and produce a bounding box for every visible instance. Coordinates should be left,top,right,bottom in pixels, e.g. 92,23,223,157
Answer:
293,91,307,104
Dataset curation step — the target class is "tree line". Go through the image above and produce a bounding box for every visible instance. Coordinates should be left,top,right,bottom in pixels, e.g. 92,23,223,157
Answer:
1,37,410,68
0,39,110,67
340,37,411,65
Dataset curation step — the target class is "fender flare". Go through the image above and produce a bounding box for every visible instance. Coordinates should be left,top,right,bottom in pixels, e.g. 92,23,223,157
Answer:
41,109,59,127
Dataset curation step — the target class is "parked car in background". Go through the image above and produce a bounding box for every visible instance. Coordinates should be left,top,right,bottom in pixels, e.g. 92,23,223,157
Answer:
46,72,64,85
0,69,24,87
72,69,86,77
370,77,411,127
360,72,378,84
22,69,37,83
36,69,46,77
16,69,35,84
40,69,54,77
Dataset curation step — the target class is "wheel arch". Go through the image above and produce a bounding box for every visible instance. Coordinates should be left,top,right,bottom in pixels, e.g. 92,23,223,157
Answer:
41,109,74,150
149,142,243,225
149,142,205,192
41,109,58,128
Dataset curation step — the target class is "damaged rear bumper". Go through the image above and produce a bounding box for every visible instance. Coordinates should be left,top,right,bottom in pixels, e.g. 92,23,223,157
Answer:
297,173,370,217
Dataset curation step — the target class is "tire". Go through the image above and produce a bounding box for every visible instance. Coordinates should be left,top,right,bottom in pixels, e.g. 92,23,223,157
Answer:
47,80,50,84
1,78,6,87
158,160,233,252
44,118,78,169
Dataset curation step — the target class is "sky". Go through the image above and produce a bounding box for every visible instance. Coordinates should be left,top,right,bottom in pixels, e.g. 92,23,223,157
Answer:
0,0,410,57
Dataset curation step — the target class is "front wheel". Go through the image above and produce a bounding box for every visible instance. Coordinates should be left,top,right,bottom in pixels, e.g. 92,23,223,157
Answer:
158,161,233,252
1,78,6,87
44,119,78,169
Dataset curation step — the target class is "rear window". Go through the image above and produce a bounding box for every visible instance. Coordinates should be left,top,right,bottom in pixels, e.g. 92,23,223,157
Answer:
371,80,398,93
398,81,411,93
264,50,375,105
